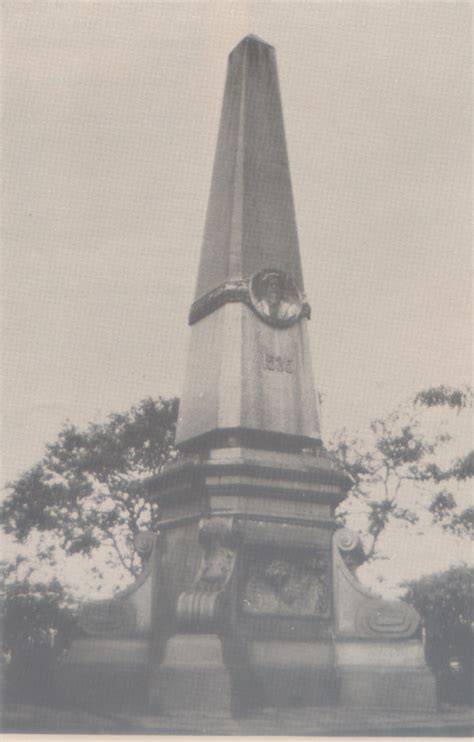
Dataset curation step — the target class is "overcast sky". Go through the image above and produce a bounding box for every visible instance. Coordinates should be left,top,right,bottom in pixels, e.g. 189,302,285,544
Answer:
3,1,471,487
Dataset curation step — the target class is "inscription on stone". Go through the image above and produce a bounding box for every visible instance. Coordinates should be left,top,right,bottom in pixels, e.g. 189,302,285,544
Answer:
264,352,294,374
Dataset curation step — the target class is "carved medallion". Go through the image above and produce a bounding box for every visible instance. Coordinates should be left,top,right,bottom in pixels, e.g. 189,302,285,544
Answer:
188,271,310,326
242,553,331,618
249,270,304,327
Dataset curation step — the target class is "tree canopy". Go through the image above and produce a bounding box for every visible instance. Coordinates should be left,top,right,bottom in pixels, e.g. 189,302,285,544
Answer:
403,565,474,703
1,397,178,580
1,386,471,598
329,385,473,561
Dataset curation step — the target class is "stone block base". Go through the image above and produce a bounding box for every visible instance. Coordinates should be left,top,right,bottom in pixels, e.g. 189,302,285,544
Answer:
55,638,150,711
335,640,436,711
338,667,437,711
151,635,233,715
247,640,337,707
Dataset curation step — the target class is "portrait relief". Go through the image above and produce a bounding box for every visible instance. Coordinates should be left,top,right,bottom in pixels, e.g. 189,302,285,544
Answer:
250,269,302,326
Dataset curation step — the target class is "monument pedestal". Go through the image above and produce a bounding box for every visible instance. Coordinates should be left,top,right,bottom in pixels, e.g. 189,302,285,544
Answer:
246,640,336,708
56,638,150,712
60,444,435,715
145,444,434,715
151,635,234,715
335,642,437,711
56,532,156,712
146,444,344,715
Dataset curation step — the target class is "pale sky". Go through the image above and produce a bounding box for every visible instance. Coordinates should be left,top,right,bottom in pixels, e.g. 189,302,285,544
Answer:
3,0,472,489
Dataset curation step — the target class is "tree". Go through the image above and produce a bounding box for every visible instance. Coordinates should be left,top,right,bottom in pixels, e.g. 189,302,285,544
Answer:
1,397,179,581
2,386,471,596
404,566,474,704
1,557,77,702
329,385,472,561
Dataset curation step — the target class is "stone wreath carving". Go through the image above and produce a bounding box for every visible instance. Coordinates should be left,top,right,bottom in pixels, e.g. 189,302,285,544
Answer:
189,271,311,328
333,528,420,639
176,517,238,631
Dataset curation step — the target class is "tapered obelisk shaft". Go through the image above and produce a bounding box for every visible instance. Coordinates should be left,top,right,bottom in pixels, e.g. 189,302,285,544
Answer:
195,35,304,298
176,36,320,449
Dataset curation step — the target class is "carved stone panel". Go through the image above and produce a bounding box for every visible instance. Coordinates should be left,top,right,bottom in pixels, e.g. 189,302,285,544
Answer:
241,551,331,618
78,599,136,637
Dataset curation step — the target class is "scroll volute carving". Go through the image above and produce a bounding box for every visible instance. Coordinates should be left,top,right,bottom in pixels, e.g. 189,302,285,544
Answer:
78,530,158,638
176,517,238,631
333,528,420,640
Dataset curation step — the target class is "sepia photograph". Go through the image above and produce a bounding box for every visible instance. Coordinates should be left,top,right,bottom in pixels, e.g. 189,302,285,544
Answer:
1,0,472,736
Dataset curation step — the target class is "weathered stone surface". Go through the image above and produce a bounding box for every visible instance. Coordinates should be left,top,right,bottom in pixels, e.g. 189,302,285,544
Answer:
150,444,351,508
330,530,435,709
176,303,321,447
333,528,421,640
56,639,150,711
194,35,304,300
77,531,157,639
151,635,233,715
335,639,427,667
176,33,323,450
337,667,437,711
246,640,336,707
242,553,331,617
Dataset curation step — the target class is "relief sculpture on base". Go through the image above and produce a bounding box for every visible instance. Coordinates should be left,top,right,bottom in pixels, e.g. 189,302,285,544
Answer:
242,552,331,618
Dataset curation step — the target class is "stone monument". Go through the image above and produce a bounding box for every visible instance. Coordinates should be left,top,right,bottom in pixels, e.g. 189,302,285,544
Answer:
59,35,436,716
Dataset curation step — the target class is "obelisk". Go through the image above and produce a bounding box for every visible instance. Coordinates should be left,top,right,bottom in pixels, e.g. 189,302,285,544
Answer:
176,34,321,450
149,36,351,714
58,36,436,719
149,35,435,715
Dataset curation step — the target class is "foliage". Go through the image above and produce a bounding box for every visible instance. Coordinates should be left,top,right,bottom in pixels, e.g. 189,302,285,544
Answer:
403,566,474,703
1,386,471,596
1,558,78,702
329,385,473,560
1,397,179,578
414,385,471,410
2,561,77,654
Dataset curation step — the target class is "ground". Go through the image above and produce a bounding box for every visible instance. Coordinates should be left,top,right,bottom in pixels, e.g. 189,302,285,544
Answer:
2,700,473,736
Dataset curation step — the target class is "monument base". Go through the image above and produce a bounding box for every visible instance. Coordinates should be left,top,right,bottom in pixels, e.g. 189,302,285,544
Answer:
58,453,436,717
150,635,233,715
338,667,436,711
335,640,436,711
56,639,150,712
152,636,338,715
246,640,337,707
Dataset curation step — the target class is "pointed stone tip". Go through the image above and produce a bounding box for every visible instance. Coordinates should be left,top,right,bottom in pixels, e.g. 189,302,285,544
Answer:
231,34,274,54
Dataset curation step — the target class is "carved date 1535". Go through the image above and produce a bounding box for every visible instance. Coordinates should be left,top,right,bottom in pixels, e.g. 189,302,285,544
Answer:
264,352,294,374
